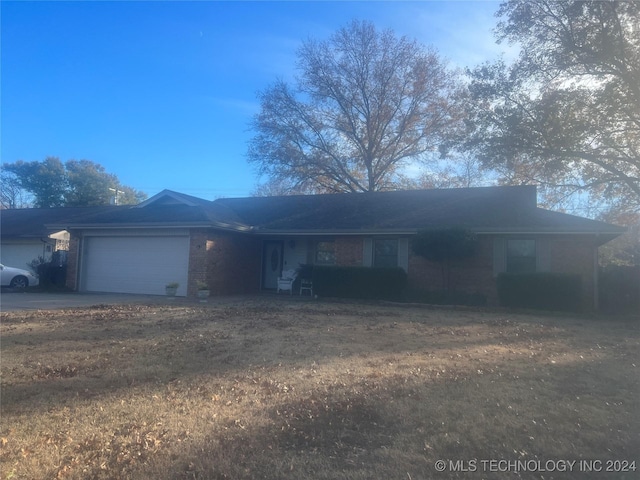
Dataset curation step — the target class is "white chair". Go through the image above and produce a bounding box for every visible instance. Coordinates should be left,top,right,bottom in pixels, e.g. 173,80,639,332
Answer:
300,278,313,296
277,269,298,294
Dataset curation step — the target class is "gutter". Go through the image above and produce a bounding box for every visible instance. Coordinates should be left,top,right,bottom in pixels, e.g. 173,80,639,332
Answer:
252,229,418,236
46,221,254,234
44,223,625,240
251,227,626,238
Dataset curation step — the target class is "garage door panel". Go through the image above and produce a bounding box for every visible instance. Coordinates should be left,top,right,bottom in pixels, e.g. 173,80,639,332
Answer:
83,236,189,295
1,244,49,271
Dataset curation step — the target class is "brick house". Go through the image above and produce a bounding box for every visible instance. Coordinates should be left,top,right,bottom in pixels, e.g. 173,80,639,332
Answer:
43,186,624,309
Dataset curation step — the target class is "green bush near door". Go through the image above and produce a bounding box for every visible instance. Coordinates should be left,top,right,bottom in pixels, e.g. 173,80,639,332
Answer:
312,266,407,301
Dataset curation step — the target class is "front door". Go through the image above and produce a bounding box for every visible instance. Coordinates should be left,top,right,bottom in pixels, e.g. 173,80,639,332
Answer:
262,241,283,289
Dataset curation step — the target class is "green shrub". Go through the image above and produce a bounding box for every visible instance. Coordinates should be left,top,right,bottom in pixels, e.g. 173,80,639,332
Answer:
412,228,478,294
312,266,407,301
27,254,68,288
599,265,639,314
497,273,583,312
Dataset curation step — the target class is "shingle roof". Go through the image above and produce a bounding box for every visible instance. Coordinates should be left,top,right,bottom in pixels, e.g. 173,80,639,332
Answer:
49,203,246,230
215,186,625,238
216,186,537,231
2,186,626,241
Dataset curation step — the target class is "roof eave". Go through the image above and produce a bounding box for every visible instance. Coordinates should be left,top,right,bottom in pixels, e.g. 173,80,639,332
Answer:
252,228,419,236
474,227,626,234
0,234,58,240
43,223,625,243
252,226,626,237
46,221,254,233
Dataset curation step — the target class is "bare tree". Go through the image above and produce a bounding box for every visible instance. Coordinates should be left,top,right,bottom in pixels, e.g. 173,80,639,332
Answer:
248,20,466,194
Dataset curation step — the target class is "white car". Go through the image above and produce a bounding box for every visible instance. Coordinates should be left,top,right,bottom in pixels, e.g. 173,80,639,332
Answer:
0,264,39,288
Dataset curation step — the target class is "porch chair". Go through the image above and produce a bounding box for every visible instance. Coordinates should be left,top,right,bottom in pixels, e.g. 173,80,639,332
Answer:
297,264,314,297
299,278,313,296
277,269,298,295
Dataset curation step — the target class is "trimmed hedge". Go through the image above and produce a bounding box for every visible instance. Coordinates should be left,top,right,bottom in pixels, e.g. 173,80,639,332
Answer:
312,266,407,301
497,273,583,312
404,289,487,307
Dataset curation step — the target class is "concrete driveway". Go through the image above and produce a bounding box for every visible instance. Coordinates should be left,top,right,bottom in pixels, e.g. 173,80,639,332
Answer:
0,291,172,312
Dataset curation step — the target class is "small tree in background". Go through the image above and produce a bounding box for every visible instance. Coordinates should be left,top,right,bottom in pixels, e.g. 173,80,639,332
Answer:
2,157,67,207
412,228,478,297
2,157,146,207
0,169,30,208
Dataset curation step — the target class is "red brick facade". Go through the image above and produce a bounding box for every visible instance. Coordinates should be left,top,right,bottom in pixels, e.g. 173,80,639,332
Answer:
407,234,598,309
188,230,262,297
335,237,364,266
187,230,209,296
65,233,81,291
548,235,597,310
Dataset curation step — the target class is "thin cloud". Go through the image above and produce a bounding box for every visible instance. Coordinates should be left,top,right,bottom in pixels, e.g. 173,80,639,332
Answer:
368,2,519,69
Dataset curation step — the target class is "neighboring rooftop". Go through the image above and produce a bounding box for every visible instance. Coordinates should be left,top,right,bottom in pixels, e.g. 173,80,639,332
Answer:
0,206,121,238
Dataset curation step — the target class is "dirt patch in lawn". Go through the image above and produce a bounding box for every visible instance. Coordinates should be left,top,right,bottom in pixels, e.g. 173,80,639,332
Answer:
1,298,638,479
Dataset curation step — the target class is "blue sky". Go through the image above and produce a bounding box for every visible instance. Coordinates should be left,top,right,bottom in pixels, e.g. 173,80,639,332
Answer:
1,1,513,200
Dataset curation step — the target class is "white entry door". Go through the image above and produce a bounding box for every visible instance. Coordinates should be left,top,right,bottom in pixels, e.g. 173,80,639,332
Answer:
82,235,190,296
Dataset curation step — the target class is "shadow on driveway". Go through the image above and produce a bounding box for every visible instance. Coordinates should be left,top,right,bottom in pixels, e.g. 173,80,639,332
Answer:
0,290,174,312
0,290,314,312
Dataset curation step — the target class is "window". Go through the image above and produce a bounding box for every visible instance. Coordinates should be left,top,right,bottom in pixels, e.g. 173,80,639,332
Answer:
315,241,336,265
374,239,398,268
506,239,536,273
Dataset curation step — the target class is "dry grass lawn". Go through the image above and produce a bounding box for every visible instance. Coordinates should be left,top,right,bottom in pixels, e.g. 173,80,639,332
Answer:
1,297,638,479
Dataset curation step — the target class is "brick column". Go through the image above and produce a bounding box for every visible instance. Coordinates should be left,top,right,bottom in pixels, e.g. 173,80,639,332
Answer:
65,233,81,291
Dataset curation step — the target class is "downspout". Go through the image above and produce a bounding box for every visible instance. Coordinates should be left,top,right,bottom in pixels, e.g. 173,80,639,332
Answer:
41,238,47,261
71,231,82,291
593,234,600,311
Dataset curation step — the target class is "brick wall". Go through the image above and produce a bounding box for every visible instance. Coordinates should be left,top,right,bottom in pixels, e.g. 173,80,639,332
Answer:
335,237,364,266
548,236,597,310
188,229,262,297
407,234,598,309
187,230,209,296
65,233,81,290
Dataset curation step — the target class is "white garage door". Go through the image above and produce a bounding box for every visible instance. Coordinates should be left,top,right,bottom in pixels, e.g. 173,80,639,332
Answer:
1,243,50,271
82,236,190,296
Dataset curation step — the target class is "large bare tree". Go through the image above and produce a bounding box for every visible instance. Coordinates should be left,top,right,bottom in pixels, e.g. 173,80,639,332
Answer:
248,20,465,194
